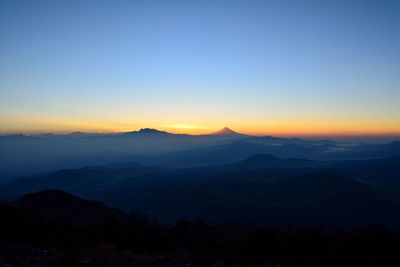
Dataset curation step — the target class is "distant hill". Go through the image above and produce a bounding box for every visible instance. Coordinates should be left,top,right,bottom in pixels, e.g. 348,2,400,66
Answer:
13,189,129,227
0,134,36,140
146,140,328,167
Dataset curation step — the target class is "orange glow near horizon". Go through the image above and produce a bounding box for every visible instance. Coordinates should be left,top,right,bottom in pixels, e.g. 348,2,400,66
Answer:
0,115,399,137
1,1,400,141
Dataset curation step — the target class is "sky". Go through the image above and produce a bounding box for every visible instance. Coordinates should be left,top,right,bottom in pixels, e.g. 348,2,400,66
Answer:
0,0,399,136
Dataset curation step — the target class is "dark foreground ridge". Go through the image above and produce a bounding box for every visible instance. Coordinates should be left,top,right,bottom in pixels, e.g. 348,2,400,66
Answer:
4,156,400,230
1,189,400,266
14,189,129,227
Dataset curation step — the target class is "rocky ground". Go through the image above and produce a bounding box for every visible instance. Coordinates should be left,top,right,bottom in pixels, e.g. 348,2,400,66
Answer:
0,243,279,267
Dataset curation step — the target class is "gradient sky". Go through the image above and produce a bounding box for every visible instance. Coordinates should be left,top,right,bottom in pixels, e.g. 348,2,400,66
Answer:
0,0,399,136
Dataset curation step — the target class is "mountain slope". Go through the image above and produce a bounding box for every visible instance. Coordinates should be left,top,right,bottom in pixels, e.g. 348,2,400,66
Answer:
1,163,162,199
13,189,129,226
97,170,399,228
331,156,400,185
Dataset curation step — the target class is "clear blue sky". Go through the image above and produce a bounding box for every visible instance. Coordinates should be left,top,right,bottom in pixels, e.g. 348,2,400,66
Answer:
0,0,399,135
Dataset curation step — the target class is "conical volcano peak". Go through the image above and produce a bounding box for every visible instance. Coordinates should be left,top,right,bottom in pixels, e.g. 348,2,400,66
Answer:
211,127,241,135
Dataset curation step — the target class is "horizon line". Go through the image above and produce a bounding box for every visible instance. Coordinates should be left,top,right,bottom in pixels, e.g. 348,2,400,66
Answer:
1,127,400,139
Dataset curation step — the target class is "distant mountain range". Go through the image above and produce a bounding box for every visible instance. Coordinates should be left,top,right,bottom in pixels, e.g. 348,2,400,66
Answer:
0,127,244,138
1,127,399,180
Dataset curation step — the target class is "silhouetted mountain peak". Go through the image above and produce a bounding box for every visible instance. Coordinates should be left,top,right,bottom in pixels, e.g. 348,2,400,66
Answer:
16,189,72,202
211,127,241,135
139,128,166,134
123,128,172,136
